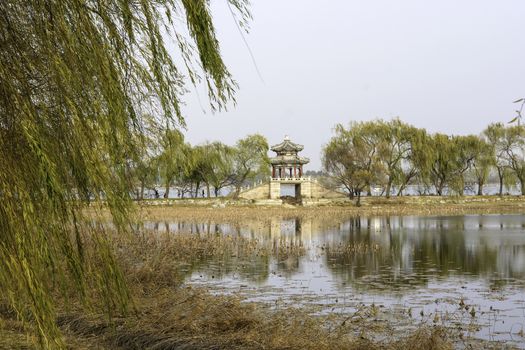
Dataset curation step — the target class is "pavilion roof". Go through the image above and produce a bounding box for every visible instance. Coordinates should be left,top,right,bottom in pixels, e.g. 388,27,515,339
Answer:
270,154,310,165
270,135,304,153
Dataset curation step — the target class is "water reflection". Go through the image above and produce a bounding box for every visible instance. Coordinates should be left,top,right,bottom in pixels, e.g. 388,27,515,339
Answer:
145,214,525,345
144,214,525,288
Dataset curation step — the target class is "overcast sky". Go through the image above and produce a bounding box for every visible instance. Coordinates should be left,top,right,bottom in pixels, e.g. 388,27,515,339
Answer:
175,0,525,170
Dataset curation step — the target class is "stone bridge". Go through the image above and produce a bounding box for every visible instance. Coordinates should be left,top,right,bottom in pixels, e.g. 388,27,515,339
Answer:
239,177,347,205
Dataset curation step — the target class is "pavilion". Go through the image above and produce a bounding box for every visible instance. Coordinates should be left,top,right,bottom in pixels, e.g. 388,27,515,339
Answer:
270,135,310,179
268,136,312,200
239,135,346,204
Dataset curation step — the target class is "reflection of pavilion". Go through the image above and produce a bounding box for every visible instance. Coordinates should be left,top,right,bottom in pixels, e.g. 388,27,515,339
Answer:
269,217,312,241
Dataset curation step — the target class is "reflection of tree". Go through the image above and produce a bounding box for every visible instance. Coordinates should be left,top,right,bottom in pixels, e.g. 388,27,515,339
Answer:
324,229,427,292
145,214,525,292
325,215,525,292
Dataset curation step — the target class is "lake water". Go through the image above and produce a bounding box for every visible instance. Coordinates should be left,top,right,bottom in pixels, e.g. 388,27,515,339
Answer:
146,214,525,347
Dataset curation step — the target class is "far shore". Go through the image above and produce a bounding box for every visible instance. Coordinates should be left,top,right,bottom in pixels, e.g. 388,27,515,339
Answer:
85,195,525,221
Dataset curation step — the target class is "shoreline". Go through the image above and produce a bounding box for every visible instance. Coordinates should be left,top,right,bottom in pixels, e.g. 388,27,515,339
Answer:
129,195,525,222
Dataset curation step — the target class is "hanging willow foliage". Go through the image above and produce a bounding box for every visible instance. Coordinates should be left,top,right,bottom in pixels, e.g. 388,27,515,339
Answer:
0,0,249,347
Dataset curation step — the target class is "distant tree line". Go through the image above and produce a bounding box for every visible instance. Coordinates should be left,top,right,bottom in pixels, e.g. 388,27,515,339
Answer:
323,119,525,205
129,122,269,200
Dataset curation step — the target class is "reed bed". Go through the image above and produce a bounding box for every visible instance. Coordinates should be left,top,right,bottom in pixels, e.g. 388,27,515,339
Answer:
116,231,306,292
325,242,381,256
1,288,454,350
0,222,497,349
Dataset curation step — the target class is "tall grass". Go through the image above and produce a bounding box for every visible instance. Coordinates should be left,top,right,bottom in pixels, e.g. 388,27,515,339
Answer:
1,227,457,349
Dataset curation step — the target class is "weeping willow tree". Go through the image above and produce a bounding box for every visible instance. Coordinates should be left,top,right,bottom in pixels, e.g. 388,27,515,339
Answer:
0,0,249,347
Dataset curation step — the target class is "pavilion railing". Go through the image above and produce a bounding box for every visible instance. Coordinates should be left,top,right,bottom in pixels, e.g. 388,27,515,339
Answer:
270,176,314,182
240,176,318,192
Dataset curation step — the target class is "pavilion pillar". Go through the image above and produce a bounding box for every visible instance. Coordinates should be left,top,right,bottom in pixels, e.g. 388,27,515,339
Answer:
272,166,275,178
294,166,296,178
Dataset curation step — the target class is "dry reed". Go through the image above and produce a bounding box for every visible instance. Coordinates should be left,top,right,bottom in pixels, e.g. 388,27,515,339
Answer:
0,219,499,349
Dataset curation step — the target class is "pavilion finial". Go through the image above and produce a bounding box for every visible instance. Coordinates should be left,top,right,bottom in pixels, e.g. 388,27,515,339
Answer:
284,135,290,141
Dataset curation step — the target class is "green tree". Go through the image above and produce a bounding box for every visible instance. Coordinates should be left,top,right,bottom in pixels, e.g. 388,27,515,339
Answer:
323,123,385,206
470,137,495,196
189,142,236,198
428,134,479,196
483,123,510,195
452,135,481,195
395,128,432,196
131,151,160,200
129,116,162,200
0,0,249,346
501,125,525,194
372,119,428,197
206,142,235,197
428,134,458,195
185,144,218,198
158,130,192,198
231,134,270,198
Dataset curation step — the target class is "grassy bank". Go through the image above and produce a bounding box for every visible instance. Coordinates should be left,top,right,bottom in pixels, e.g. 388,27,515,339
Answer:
133,195,525,222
